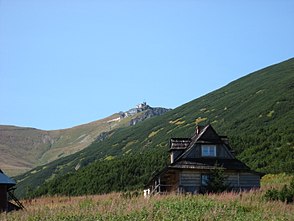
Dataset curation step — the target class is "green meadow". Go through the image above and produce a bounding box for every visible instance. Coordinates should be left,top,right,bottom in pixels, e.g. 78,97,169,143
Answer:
2,174,293,221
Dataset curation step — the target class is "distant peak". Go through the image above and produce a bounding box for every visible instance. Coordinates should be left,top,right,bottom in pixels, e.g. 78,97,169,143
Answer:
136,102,149,109
120,102,152,118
111,102,171,126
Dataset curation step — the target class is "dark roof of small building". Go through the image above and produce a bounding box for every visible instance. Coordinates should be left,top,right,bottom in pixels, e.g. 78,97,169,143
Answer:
170,138,191,150
173,124,222,162
0,170,16,187
169,158,251,171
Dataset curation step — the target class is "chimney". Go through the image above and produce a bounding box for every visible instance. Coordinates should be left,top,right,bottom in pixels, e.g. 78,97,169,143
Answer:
170,152,175,164
196,125,204,135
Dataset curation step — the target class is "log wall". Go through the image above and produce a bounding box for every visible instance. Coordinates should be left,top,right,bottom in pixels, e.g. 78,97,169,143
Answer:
239,172,260,188
179,170,201,193
178,170,260,193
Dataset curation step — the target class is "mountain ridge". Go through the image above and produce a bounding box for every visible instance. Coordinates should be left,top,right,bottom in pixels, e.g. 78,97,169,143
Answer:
0,104,170,176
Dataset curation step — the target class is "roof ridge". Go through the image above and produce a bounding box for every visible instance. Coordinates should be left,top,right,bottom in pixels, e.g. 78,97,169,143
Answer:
173,124,210,163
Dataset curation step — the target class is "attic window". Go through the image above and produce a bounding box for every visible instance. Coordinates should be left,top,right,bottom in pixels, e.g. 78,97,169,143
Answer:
201,145,216,157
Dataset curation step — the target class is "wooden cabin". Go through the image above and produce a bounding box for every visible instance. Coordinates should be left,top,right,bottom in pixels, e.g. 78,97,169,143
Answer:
0,170,23,212
146,125,262,195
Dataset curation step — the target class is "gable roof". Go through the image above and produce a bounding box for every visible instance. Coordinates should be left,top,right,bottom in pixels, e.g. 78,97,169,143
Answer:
0,170,16,187
177,125,209,155
173,124,230,163
195,124,221,142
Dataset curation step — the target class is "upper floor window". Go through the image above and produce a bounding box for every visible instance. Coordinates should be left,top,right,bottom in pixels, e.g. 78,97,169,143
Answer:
201,145,216,157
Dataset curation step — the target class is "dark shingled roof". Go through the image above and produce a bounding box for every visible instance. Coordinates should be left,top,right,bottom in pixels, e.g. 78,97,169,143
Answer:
0,169,16,187
169,138,191,150
169,158,250,171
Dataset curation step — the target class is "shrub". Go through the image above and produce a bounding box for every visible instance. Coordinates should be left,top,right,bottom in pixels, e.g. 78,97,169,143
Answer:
264,177,294,203
201,164,230,193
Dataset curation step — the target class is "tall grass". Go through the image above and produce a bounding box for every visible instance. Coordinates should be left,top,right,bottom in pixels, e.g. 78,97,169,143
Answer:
1,174,293,221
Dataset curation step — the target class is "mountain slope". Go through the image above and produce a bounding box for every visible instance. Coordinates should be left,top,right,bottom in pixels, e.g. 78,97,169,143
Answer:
0,104,170,176
16,58,294,198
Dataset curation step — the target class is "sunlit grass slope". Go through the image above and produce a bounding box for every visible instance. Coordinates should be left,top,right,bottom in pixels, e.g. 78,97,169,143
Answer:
1,108,164,176
16,58,294,198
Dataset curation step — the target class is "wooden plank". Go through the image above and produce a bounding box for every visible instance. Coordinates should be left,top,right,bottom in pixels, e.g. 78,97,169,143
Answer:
239,173,260,187
226,174,239,186
180,171,200,186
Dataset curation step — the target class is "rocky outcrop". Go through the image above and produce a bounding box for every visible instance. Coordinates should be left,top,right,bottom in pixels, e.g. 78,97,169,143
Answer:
129,107,171,126
116,103,171,126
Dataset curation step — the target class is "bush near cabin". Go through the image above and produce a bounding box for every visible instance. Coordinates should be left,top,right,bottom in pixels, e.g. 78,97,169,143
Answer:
264,177,294,203
200,165,230,194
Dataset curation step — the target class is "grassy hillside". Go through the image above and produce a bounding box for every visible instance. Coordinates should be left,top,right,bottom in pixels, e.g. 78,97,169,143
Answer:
3,175,294,221
16,58,294,198
1,106,168,176
0,126,52,175
0,114,123,176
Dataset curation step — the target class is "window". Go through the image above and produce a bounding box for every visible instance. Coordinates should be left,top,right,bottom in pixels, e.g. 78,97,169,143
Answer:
201,145,216,157
201,174,210,186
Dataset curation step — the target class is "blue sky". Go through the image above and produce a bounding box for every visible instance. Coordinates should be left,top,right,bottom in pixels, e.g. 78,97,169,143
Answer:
0,0,293,130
